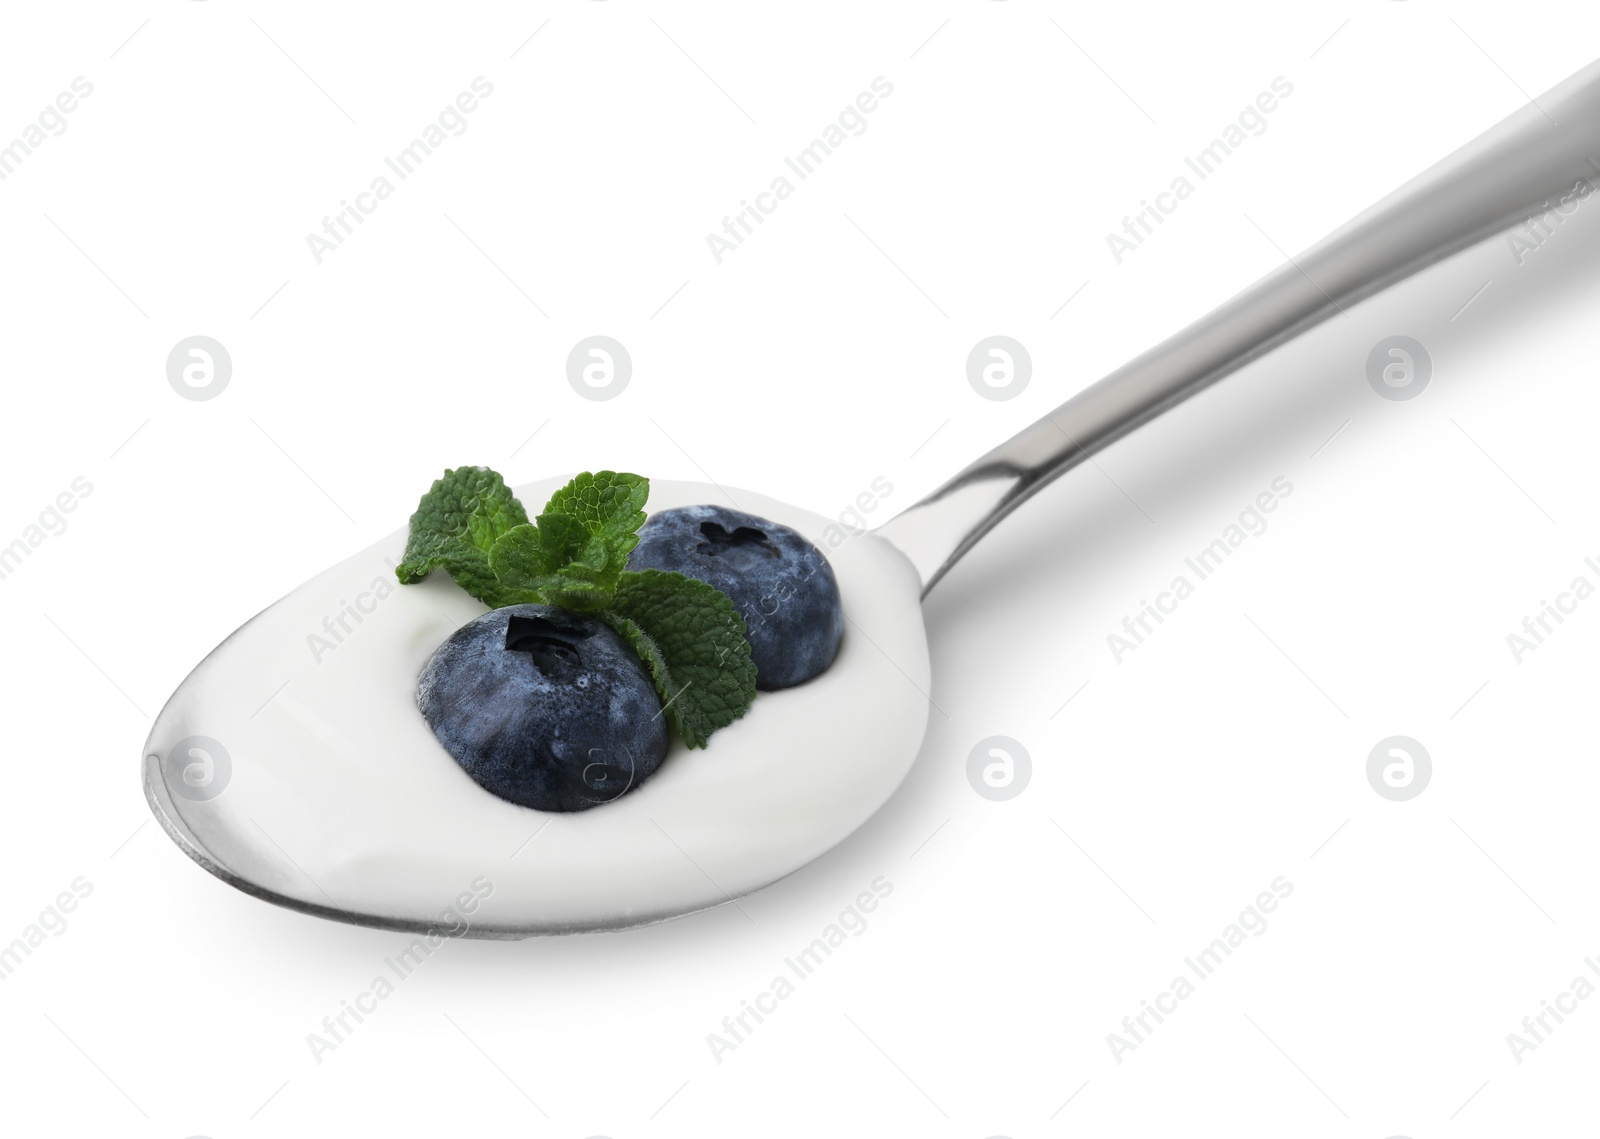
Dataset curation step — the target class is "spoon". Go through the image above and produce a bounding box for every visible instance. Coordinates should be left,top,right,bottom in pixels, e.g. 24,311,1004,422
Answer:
145,58,1600,937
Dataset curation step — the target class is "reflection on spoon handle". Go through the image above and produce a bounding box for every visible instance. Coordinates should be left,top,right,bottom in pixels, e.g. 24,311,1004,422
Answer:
880,57,1600,595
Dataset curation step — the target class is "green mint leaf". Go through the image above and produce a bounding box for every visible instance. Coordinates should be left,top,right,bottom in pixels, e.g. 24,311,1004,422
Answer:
478,472,649,611
528,511,593,575
605,569,757,748
541,471,649,548
486,520,626,613
541,572,621,613
396,467,528,606
483,524,563,604
536,472,647,595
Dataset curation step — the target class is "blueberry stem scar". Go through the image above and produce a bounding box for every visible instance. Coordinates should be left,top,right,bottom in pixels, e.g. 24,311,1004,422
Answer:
504,614,581,664
696,521,776,558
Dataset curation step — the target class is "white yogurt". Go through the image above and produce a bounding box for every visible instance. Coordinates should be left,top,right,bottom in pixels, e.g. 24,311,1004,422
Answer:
143,480,930,936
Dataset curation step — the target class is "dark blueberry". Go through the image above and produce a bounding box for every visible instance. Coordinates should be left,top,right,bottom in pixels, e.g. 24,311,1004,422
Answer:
417,604,667,812
627,505,843,689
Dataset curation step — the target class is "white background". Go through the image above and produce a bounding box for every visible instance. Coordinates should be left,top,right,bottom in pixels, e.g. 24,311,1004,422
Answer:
2,0,1598,1135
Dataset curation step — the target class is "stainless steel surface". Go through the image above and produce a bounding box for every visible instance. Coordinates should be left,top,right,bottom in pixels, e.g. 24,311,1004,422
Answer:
878,58,1600,594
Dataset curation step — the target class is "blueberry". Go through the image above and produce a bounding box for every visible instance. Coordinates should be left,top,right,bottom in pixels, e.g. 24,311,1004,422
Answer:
417,604,667,812
627,506,843,689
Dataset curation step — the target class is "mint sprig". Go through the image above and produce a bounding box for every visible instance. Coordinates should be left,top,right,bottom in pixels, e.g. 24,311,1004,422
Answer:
395,467,529,607
397,467,757,748
605,570,759,748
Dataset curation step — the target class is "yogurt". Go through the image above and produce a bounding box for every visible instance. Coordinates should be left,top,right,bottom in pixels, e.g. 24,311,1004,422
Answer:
143,479,930,936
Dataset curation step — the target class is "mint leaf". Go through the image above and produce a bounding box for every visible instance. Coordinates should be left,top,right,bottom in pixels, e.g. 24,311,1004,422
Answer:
605,569,757,748
523,471,649,608
542,471,648,552
396,467,528,606
487,517,629,613
528,511,593,575
483,524,562,603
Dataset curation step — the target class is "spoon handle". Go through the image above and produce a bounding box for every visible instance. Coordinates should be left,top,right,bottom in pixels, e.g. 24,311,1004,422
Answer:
880,57,1600,594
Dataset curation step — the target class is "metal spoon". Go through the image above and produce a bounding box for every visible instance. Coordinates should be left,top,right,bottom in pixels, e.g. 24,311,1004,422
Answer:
146,57,1600,936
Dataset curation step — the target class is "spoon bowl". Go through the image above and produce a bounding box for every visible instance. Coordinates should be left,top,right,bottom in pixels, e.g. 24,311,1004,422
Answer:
143,479,929,936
